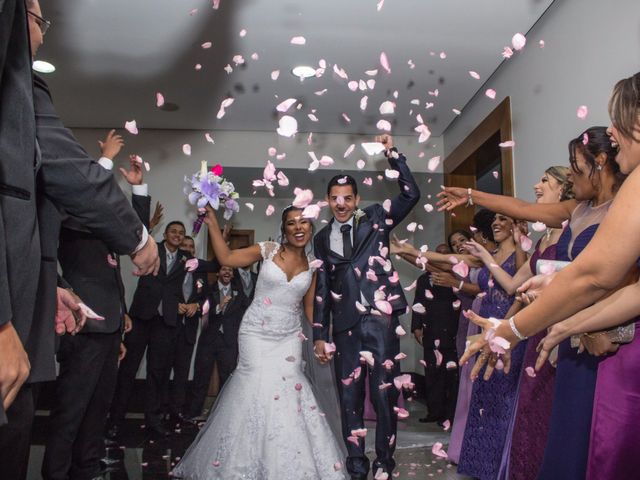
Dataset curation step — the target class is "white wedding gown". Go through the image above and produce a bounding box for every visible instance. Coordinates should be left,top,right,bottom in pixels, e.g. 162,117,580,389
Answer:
172,242,347,480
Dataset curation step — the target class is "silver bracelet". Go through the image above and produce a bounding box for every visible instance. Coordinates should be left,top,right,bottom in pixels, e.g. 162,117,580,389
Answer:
509,316,528,341
458,280,464,290
466,187,474,206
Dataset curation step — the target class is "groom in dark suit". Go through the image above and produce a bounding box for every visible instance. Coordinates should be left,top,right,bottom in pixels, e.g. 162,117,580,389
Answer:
313,135,419,479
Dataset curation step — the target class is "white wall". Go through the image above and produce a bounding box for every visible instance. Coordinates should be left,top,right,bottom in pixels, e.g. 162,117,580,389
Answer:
72,127,446,373
443,0,640,201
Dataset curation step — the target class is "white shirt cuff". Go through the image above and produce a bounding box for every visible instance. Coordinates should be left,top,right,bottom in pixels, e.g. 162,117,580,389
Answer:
132,183,148,196
132,226,149,254
98,156,114,170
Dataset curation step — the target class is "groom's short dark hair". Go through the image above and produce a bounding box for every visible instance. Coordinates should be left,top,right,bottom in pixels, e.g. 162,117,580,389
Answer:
327,174,358,196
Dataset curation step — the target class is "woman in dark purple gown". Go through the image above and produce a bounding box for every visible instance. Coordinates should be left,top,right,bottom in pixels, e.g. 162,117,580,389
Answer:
457,213,525,480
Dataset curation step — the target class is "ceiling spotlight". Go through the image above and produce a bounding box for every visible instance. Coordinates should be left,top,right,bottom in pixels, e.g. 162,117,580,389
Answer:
291,65,316,80
33,60,56,74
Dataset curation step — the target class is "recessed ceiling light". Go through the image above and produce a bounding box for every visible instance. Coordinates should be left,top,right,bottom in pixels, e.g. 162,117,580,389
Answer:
33,60,56,74
291,65,316,80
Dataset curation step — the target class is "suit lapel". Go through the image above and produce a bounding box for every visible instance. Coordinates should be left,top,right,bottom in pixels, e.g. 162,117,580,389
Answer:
354,216,372,255
158,242,167,274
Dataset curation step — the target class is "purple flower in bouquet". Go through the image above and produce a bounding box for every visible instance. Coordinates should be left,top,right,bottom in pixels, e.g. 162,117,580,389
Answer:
185,161,239,234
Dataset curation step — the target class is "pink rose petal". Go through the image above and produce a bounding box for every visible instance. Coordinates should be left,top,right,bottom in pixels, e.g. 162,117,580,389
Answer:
290,36,306,45
182,144,192,156
276,98,297,113
499,140,515,148
124,120,138,135
432,442,448,459
577,105,588,120
380,52,391,74
276,115,298,137
512,33,527,51
485,88,497,99
155,93,165,107
265,204,275,216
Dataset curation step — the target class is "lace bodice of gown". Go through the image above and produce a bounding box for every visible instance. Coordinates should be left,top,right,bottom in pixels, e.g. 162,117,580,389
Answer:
241,242,314,337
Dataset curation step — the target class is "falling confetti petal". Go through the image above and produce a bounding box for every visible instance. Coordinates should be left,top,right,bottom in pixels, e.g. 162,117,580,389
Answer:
182,144,191,156
277,116,298,137
432,442,448,459
265,204,275,216
205,133,214,143
276,98,297,113
577,105,589,120
271,70,280,80
245,202,254,211
356,159,366,169
539,39,545,48
124,120,138,135
499,140,515,148
240,29,247,37
380,52,391,74
502,46,514,58
379,101,396,115
520,235,533,251
155,93,165,107
290,36,306,45
469,71,480,80
343,144,355,158
512,33,527,51
525,366,537,377
452,261,469,278
485,88,497,99
360,96,369,111
216,97,235,119
377,119,392,132
427,156,441,172
531,221,546,232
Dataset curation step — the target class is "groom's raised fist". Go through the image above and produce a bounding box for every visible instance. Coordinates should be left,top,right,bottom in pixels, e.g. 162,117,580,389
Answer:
375,134,394,151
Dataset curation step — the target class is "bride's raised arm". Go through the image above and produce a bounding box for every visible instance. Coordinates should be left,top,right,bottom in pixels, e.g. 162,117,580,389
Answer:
203,205,262,268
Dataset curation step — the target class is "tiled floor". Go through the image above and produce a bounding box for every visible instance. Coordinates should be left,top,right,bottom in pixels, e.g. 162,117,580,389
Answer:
27,399,472,479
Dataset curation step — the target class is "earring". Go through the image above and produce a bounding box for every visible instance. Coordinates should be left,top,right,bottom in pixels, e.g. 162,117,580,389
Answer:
597,164,603,171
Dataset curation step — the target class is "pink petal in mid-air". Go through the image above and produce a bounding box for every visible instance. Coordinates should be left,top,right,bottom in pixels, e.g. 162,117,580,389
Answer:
276,115,298,137
276,98,297,113
265,204,275,216
452,260,469,278
469,71,480,80
485,88,497,99
182,144,192,156
499,140,515,148
155,92,165,107
290,36,306,45
512,33,527,51
124,120,138,135
525,366,537,377
520,235,533,252
379,52,391,74
577,105,589,120
427,156,441,172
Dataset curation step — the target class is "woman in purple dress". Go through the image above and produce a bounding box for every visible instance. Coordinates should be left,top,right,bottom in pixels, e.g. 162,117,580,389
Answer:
456,213,528,480
460,166,573,479
436,212,495,464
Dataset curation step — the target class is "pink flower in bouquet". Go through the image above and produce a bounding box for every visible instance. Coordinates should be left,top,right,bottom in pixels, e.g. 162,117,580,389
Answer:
211,164,223,176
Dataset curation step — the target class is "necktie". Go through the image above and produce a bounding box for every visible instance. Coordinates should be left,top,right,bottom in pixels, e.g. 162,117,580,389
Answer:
341,224,353,259
166,251,176,272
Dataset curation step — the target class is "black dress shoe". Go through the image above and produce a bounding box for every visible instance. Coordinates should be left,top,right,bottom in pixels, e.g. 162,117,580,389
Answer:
149,424,171,437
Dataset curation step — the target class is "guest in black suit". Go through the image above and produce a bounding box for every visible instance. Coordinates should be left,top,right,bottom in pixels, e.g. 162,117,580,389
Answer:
313,135,419,479
1,3,159,479
187,266,249,419
166,235,208,424
109,221,190,437
411,244,460,427
42,151,151,480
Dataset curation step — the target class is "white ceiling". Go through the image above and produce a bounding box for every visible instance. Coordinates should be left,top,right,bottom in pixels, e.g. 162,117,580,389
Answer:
39,0,554,137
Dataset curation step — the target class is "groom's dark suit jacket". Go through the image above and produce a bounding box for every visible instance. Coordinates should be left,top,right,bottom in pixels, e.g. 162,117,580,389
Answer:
313,151,420,342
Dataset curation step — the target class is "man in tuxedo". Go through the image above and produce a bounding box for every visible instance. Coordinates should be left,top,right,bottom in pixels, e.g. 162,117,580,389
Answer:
109,221,190,437
1,3,159,478
187,266,249,420
42,150,151,480
313,135,420,479
411,244,459,427
166,235,208,425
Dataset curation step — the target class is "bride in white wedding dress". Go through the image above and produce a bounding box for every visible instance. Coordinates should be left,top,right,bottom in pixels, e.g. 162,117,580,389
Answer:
172,205,347,480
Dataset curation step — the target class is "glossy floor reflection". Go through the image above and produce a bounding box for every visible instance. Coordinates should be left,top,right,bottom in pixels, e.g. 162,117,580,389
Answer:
28,399,470,479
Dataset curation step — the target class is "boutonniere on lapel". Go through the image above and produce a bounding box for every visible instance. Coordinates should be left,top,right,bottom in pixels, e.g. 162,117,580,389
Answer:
354,209,366,226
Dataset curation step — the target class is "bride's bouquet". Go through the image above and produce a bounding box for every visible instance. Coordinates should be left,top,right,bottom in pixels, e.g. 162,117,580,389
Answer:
185,161,240,234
